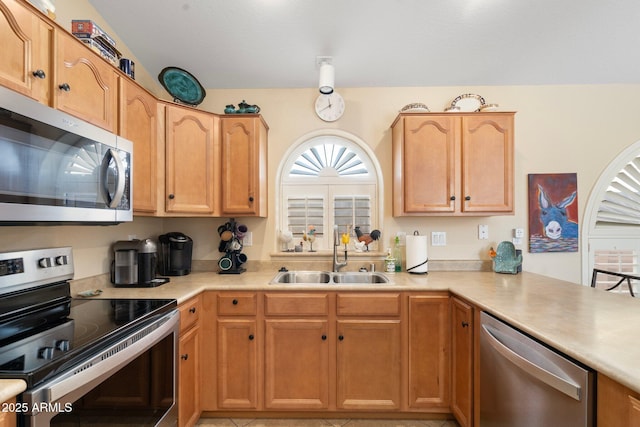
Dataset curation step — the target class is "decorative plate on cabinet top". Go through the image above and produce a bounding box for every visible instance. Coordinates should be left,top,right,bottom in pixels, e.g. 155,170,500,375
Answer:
400,102,430,113
479,103,500,112
449,93,486,112
158,66,206,106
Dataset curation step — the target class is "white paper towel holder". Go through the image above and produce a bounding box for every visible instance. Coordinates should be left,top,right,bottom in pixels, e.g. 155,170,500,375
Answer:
406,230,428,274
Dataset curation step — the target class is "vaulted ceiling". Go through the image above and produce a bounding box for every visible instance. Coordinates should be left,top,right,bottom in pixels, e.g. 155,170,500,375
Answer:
89,0,640,90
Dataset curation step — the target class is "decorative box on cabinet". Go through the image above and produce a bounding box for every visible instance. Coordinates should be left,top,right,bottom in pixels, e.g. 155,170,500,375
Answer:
392,112,515,216
165,104,220,215
119,79,162,214
178,296,202,427
451,296,474,427
0,0,52,105
220,115,268,217
54,29,119,132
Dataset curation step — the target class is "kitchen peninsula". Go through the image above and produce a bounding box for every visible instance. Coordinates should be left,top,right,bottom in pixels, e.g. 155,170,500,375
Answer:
61,270,640,426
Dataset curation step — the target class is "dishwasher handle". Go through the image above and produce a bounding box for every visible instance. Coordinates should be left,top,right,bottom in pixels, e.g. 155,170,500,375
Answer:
482,323,582,401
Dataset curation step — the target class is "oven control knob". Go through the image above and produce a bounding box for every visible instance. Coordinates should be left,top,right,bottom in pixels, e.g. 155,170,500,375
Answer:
55,255,68,266
38,346,55,360
38,257,52,268
55,340,70,352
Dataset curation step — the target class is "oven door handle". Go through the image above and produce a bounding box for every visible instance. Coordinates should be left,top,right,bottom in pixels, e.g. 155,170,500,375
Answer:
100,148,126,209
43,310,178,403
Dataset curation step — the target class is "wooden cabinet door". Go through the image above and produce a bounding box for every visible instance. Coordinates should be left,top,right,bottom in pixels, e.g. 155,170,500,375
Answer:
0,0,52,104
336,319,401,410
179,325,200,427
400,115,457,213
598,373,640,427
461,114,514,213
264,319,330,409
119,79,161,214
54,30,118,132
0,398,16,427
451,297,473,427
165,105,219,214
408,294,451,409
220,116,268,217
217,319,259,409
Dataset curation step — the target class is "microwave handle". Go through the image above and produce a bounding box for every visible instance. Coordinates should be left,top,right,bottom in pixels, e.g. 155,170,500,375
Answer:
101,149,126,208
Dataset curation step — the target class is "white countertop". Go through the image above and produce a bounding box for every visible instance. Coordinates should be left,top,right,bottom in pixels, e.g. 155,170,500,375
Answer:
4,270,635,402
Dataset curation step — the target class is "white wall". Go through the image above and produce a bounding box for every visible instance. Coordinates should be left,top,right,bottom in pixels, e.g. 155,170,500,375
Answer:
5,2,640,284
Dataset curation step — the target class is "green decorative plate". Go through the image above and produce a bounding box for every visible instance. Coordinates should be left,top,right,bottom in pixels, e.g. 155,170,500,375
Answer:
158,67,206,106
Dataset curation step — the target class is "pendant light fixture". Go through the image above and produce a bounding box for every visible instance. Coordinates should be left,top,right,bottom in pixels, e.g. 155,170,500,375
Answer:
317,56,334,94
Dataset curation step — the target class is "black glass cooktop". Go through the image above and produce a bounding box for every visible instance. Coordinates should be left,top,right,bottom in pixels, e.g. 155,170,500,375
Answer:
0,298,176,387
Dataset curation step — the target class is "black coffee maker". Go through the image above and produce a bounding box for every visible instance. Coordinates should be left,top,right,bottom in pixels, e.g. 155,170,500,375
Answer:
158,232,193,276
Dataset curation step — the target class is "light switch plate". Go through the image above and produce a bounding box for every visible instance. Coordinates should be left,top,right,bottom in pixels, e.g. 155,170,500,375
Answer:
243,231,253,247
431,232,446,246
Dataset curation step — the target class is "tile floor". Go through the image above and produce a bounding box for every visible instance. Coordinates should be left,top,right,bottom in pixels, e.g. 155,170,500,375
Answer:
197,418,460,427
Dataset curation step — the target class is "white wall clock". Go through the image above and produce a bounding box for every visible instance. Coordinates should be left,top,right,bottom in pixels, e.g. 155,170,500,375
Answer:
314,92,345,122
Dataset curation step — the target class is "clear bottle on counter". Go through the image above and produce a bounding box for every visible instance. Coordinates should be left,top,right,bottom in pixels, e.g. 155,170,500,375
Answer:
393,236,402,272
385,248,396,273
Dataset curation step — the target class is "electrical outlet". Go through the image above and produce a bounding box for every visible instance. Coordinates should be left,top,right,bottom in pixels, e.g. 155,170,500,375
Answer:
514,228,525,238
431,231,446,246
243,231,253,247
478,225,489,240
396,231,407,245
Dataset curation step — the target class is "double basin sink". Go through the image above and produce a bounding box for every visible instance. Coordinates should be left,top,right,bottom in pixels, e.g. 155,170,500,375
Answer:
270,270,391,285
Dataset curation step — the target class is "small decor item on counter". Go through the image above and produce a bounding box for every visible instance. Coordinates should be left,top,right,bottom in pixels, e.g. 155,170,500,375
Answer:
279,229,294,252
217,218,248,274
385,248,396,273
400,103,430,113
492,241,522,274
224,100,261,114
303,225,317,252
158,66,206,106
77,289,103,298
393,235,402,272
354,226,381,252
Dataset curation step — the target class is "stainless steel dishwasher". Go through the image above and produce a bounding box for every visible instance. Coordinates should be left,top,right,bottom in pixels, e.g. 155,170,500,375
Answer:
480,312,594,427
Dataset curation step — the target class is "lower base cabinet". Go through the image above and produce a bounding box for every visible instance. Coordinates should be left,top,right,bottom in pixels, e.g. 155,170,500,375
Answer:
451,296,474,427
178,296,201,427
598,373,640,427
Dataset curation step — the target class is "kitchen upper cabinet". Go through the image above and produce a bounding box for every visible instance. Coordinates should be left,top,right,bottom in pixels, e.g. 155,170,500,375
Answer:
220,115,268,217
407,293,451,410
119,79,162,214
336,293,402,410
54,30,119,132
216,292,260,410
0,0,52,105
451,296,474,427
165,104,220,215
392,113,514,216
263,293,331,410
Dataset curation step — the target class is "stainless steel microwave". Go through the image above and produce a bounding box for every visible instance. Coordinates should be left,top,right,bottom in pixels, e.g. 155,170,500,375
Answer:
0,86,132,224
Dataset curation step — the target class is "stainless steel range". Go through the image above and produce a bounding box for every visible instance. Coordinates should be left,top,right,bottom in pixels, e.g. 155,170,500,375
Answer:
0,247,179,427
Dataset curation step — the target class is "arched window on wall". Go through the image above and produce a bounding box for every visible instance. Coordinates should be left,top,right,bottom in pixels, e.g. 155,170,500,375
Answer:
582,140,640,294
276,130,383,252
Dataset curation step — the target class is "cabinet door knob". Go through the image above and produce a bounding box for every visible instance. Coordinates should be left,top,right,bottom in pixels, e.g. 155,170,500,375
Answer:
58,83,71,92
461,321,470,328
338,335,344,341
249,196,254,202
465,196,471,201
32,69,46,79
450,196,456,201
321,334,327,340
181,354,189,361
248,334,254,341
189,307,196,314
168,194,175,199
232,299,238,305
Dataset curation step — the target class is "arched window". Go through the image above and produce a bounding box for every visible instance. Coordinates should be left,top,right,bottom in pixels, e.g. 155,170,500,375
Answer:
582,140,640,293
276,130,383,251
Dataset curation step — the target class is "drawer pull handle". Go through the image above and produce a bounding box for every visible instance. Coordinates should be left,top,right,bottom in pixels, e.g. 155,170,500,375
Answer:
189,307,196,314
32,69,46,79
232,299,238,305
181,354,189,361
461,321,470,328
